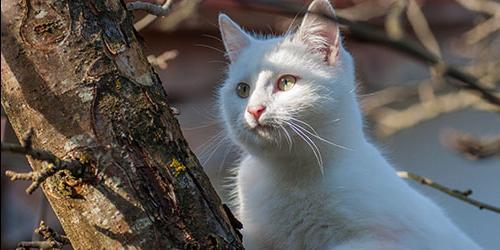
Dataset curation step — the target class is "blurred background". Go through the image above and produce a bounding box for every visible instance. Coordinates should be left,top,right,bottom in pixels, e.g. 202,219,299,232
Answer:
2,0,499,249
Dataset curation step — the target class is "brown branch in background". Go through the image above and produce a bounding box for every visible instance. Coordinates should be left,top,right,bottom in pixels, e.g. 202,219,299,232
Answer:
453,0,500,16
2,129,84,194
361,79,434,114
371,90,498,137
441,129,500,160
147,49,179,70
463,17,500,44
127,0,174,16
453,0,500,44
397,171,500,214
406,0,442,57
16,221,70,250
131,0,175,31
337,0,394,21
244,0,500,106
334,16,500,106
385,0,406,39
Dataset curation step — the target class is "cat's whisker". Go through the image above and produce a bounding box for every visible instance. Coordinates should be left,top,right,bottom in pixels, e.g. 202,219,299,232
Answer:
182,121,221,131
290,117,319,136
216,144,234,188
290,121,353,151
202,33,223,42
187,104,220,121
207,60,229,65
278,123,293,152
286,122,324,175
284,12,301,37
194,44,226,55
195,130,225,160
201,136,229,167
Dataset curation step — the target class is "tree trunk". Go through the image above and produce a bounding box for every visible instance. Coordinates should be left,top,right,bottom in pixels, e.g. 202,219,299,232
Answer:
1,0,242,249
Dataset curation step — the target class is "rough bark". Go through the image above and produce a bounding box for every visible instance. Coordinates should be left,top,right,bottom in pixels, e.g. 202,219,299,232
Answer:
1,0,242,249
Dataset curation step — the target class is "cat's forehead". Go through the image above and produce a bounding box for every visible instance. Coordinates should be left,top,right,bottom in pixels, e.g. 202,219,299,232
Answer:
227,36,327,81
227,37,282,78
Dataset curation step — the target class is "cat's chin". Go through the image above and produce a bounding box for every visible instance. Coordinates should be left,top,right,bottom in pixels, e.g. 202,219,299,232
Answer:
240,124,279,147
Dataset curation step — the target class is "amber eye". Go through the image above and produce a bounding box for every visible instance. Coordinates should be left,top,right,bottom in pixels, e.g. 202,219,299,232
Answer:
277,75,297,91
236,82,250,98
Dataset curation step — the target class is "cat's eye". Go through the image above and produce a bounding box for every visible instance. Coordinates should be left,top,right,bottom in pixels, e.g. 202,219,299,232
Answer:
277,75,297,91
236,82,250,98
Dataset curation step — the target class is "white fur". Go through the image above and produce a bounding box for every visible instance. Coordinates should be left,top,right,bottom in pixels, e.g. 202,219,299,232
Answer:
217,1,481,249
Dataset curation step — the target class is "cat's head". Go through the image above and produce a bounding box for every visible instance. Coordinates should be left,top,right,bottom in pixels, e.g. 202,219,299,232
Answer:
218,0,356,153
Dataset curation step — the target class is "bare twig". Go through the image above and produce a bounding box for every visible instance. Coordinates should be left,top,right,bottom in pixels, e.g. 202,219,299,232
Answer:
385,0,406,39
454,0,500,16
406,0,442,57
398,171,500,214
16,240,59,250
463,17,500,44
441,129,500,160
16,221,70,250
2,129,84,194
131,0,175,31
371,90,498,137
361,79,435,114
241,0,500,106
453,0,500,44
127,0,174,16
147,49,179,70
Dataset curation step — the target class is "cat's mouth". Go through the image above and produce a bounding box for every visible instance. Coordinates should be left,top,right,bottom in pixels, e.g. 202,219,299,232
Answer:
246,122,271,131
245,123,276,139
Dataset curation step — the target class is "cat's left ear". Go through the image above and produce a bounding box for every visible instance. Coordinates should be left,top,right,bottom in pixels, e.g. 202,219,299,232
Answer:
295,0,341,65
219,14,252,63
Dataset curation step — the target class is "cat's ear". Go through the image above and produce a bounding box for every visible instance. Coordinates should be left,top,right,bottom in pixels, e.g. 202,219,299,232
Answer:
296,0,340,65
218,14,251,62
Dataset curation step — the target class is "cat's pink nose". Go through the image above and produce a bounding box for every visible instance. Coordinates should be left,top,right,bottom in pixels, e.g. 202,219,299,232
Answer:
247,105,266,121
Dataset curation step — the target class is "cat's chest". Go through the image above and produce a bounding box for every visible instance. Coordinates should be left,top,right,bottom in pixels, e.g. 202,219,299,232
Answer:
237,160,350,249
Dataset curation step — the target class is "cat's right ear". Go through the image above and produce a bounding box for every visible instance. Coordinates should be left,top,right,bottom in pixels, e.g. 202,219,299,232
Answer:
218,14,251,62
295,0,340,65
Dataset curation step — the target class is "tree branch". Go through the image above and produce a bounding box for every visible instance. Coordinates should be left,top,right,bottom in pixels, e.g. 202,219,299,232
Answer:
130,0,175,31
369,90,497,137
2,129,84,194
16,221,70,250
397,171,500,214
127,0,174,16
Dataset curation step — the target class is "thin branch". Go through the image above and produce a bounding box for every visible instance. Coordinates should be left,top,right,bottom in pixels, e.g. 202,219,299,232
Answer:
242,1,500,106
454,0,500,17
147,49,179,70
2,129,83,194
16,240,59,250
398,171,500,214
337,0,394,21
335,16,500,106
406,0,442,57
127,0,174,16
16,221,70,250
385,0,406,40
371,90,498,137
463,16,500,44
131,0,175,31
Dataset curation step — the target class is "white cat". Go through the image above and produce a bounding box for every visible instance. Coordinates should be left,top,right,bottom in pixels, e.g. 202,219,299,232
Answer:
217,0,481,249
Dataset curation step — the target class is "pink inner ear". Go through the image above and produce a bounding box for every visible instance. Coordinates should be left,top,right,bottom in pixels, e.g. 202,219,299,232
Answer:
296,0,341,65
305,27,340,65
219,14,251,62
